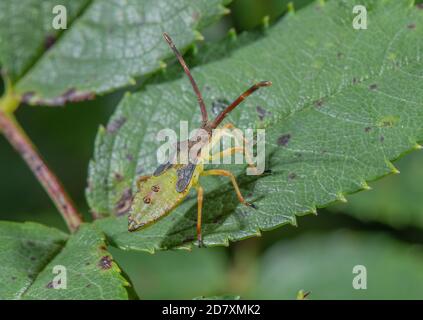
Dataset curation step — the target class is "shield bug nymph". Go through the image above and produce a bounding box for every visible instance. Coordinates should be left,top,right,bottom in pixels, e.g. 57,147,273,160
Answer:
128,32,272,247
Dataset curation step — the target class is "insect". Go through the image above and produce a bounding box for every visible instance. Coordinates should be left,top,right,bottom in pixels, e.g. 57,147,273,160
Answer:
128,32,271,247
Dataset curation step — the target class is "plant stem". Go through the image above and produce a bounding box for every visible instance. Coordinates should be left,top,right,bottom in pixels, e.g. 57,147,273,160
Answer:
0,91,83,232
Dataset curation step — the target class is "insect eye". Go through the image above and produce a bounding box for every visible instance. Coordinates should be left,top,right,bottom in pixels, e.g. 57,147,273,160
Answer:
151,185,160,192
143,196,151,204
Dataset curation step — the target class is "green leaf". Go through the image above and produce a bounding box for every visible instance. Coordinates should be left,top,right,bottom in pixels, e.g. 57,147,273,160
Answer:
10,0,229,105
0,0,89,83
90,0,423,252
0,222,132,299
0,222,67,299
252,231,423,299
331,149,423,229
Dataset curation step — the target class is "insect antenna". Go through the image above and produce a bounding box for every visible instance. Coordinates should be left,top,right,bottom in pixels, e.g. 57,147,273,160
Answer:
210,81,272,129
163,32,208,126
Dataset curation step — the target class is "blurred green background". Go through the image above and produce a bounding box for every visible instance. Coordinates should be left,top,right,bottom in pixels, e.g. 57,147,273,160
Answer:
1,0,423,299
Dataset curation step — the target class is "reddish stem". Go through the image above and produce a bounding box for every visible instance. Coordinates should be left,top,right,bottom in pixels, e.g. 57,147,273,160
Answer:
0,111,82,232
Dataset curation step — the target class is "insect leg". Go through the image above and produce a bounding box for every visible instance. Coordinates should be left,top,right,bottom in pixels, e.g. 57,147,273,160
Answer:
213,124,260,175
136,175,151,190
196,185,204,247
201,169,256,209
208,147,244,162
210,81,272,129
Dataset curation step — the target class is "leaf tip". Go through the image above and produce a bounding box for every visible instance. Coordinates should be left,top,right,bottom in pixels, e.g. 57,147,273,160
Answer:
227,28,237,40
159,60,167,70
287,2,295,14
262,15,270,29
361,181,372,190
194,30,205,41
337,193,348,203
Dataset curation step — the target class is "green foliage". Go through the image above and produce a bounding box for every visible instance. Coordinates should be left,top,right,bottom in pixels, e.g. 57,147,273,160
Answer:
89,0,423,251
10,0,229,105
252,231,423,299
0,0,89,82
332,150,423,228
0,222,131,299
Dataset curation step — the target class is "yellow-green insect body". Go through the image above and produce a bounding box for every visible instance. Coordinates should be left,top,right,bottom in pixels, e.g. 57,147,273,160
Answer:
128,162,203,231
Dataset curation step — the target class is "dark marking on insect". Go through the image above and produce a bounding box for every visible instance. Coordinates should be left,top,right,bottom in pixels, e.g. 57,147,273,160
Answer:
98,256,112,270
369,84,378,90
176,163,196,192
211,99,229,116
313,98,324,108
143,196,151,204
44,34,56,50
153,161,173,176
277,134,291,146
151,185,160,192
365,126,372,132
256,106,271,121
115,188,133,216
407,23,416,29
107,117,127,134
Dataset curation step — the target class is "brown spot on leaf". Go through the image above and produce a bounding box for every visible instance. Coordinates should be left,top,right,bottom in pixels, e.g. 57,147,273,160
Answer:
256,106,271,121
407,23,416,29
211,99,229,116
21,89,95,106
277,134,291,146
115,188,133,216
313,98,324,108
44,34,56,50
369,84,378,90
98,256,112,270
107,117,127,134
114,172,123,182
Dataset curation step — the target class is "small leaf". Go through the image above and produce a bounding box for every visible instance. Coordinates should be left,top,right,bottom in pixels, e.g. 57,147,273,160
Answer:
90,0,423,251
12,0,229,105
252,231,423,299
0,221,132,299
